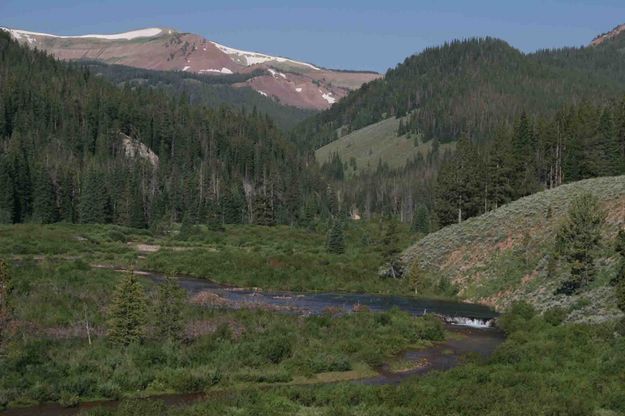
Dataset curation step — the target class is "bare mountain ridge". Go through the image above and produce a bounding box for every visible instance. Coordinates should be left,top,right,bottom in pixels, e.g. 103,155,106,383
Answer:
1,27,380,110
591,23,625,46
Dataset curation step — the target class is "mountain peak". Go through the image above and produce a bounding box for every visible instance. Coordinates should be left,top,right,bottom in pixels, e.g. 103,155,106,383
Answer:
590,23,625,46
0,27,168,42
2,26,380,110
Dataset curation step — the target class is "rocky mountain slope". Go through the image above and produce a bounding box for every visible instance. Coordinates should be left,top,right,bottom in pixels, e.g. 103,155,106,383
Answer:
591,23,625,46
1,27,380,110
396,176,625,323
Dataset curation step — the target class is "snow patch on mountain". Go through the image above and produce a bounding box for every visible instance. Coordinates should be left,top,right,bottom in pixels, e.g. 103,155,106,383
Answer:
257,90,268,97
268,68,287,79
212,41,319,70
199,68,234,74
321,91,336,104
2,27,163,41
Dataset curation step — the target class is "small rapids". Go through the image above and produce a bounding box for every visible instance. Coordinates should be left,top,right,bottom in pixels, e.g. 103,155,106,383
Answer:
443,316,496,328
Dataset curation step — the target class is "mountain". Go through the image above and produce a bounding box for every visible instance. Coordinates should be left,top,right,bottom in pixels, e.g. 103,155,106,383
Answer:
591,23,625,46
80,60,316,131
294,33,625,153
0,29,330,227
394,176,625,323
1,27,380,111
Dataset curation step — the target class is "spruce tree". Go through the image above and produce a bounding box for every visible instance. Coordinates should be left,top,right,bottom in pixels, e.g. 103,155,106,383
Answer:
382,219,403,278
411,204,430,235
206,199,224,231
0,160,14,224
108,271,148,346
597,109,623,176
434,135,481,226
0,260,13,347
326,221,345,254
127,175,146,229
155,277,186,342
79,168,110,224
612,229,625,310
222,187,244,224
32,169,58,224
253,194,275,226
555,193,606,294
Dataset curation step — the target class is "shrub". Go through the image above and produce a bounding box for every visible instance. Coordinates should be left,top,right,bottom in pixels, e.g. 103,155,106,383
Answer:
58,391,80,408
543,307,567,326
258,337,293,364
306,353,352,373
107,230,128,243
498,301,536,334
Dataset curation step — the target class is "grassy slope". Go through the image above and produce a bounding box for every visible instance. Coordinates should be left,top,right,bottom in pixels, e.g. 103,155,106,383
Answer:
314,116,454,175
401,176,625,322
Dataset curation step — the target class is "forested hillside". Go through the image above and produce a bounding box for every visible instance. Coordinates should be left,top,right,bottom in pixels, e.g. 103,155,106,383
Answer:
303,32,625,228
294,35,625,150
0,30,333,228
83,61,315,131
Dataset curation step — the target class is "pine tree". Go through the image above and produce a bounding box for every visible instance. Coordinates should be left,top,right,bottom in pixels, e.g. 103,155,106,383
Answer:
108,271,148,346
155,277,186,341
177,213,198,240
0,159,14,224
222,187,244,224
382,219,403,278
511,113,538,197
611,229,625,288
597,109,623,176
434,135,481,226
555,193,606,294
32,169,58,224
326,221,345,254
127,175,146,229
253,194,275,226
0,260,13,347
79,168,110,224
206,198,224,231
411,204,430,235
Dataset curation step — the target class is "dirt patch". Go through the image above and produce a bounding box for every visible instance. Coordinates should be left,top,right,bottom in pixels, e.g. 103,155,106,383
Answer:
184,318,245,339
190,291,229,307
134,243,161,253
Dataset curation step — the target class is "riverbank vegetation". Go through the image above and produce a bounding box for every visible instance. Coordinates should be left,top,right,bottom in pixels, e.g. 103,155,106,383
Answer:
0,258,444,409
81,303,625,416
0,220,417,294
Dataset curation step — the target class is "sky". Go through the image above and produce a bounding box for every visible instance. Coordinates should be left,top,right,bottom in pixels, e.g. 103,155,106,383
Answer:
1,0,624,72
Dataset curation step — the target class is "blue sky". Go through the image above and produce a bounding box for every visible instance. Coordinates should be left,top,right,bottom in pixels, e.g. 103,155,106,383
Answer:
1,0,624,72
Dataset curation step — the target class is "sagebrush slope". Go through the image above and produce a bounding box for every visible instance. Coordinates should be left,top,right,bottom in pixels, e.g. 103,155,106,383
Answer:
400,176,625,322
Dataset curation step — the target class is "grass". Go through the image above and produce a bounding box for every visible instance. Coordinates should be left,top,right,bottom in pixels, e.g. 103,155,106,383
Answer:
0,221,418,294
0,259,444,408
79,310,625,416
402,176,625,322
315,115,454,176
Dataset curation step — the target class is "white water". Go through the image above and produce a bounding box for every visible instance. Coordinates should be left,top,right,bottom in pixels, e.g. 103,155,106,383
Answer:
444,316,495,328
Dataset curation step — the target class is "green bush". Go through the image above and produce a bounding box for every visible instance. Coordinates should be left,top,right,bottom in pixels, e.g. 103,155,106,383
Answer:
498,301,537,334
543,307,567,326
58,391,80,408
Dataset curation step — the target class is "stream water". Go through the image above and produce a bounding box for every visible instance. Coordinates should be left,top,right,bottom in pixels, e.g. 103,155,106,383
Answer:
139,269,499,322
1,268,505,416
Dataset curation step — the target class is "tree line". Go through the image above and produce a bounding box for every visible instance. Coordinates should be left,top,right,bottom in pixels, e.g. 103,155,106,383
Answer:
0,30,342,229
434,100,625,226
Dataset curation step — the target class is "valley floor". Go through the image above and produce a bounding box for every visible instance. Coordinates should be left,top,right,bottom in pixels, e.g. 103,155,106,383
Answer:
1,223,624,415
